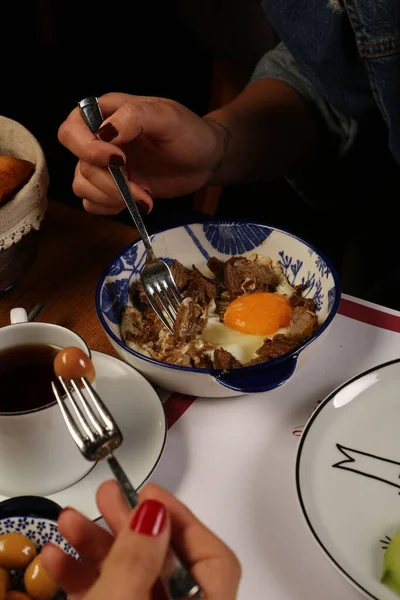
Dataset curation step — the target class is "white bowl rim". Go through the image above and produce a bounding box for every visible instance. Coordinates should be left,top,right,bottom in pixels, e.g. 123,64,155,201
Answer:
95,220,342,375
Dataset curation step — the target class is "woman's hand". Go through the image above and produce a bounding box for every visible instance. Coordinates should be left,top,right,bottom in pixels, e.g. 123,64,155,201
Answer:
58,93,226,215
41,480,241,600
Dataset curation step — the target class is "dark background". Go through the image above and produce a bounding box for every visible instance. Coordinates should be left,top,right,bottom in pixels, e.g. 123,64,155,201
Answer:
2,0,400,306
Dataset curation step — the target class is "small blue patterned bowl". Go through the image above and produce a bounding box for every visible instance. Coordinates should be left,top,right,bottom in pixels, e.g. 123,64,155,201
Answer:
96,221,341,397
0,496,78,599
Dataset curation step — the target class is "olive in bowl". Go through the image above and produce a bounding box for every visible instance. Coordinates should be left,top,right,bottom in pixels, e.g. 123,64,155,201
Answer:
0,497,78,599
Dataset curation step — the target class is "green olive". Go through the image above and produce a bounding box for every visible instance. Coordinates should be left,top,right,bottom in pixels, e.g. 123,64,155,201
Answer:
24,554,60,600
0,534,36,570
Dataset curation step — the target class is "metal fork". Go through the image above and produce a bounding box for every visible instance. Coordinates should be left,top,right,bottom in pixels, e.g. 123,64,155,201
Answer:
78,97,182,334
51,376,202,600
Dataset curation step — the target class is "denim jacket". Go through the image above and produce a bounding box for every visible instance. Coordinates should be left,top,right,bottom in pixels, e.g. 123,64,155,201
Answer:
259,0,400,166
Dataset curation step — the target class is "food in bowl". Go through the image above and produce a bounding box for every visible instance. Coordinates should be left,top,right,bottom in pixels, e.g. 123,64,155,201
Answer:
0,532,60,599
53,346,96,385
382,528,400,596
0,156,34,207
121,252,319,370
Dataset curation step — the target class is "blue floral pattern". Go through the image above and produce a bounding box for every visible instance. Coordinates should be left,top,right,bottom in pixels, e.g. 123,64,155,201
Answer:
312,280,324,311
16,517,28,531
107,244,142,277
36,520,46,532
0,515,78,599
278,251,303,285
315,255,331,278
328,287,336,313
203,222,272,255
101,279,130,325
0,517,77,556
108,257,126,277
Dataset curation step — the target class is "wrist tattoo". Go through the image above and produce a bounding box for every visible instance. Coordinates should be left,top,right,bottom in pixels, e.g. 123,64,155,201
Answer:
204,118,232,173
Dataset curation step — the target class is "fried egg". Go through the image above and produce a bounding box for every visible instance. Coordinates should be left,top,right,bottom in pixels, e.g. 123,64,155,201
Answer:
202,292,293,363
225,292,293,335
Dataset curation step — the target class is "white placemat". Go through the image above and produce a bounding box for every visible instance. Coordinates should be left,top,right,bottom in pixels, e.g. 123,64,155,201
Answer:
149,294,400,600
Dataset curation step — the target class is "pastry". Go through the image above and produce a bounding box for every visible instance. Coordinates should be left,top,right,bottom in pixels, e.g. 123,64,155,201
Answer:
0,155,35,206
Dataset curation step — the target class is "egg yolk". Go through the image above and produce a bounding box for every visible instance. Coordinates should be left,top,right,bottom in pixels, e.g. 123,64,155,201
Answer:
53,347,95,384
224,292,293,336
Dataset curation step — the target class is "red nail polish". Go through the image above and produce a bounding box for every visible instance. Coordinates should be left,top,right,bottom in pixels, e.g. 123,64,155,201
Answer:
58,506,73,521
130,500,167,536
59,506,73,516
137,200,150,215
97,122,118,142
109,154,125,167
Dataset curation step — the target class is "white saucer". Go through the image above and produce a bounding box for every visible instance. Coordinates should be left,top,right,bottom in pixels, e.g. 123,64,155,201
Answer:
0,351,167,520
296,359,400,600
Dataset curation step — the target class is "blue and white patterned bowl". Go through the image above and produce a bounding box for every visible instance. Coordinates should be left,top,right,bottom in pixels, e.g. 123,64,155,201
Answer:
0,516,77,559
96,221,341,397
0,496,78,599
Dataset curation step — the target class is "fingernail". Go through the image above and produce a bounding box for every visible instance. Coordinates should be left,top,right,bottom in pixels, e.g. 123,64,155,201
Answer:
58,506,73,519
130,499,167,536
41,542,55,552
97,122,118,142
109,154,125,167
137,200,150,215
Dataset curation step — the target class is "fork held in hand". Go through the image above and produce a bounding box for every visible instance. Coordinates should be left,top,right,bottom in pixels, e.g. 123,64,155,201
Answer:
78,97,182,334
51,377,202,600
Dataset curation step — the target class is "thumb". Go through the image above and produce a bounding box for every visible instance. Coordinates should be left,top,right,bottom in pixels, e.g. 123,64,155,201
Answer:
96,98,182,145
91,499,170,600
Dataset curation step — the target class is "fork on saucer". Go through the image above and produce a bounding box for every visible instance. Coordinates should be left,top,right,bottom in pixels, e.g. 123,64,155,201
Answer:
51,376,202,600
78,97,182,335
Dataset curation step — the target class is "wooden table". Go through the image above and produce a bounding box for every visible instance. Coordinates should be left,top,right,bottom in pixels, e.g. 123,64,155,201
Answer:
0,200,139,355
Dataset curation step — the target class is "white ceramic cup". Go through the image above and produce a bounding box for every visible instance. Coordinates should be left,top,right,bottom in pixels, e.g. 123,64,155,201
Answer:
0,308,94,497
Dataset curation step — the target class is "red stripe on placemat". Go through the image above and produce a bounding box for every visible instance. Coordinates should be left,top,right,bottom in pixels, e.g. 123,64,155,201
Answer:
164,393,196,429
339,298,400,333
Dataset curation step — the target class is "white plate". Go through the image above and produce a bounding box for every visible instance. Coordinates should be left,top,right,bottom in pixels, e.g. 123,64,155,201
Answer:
0,350,167,520
296,359,400,600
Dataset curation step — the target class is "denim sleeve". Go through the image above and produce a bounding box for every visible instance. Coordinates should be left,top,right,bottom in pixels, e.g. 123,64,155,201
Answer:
250,43,359,205
250,42,358,157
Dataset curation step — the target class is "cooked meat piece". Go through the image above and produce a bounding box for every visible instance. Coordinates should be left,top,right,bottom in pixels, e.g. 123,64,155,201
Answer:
224,256,277,299
141,314,164,341
154,328,176,355
303,298,317,312
187,345,214,369
164,349,192,367
121,306,163,345
121,306,144,342
245,356,265,366
207,257,226,284
173,297,206,343
289,306,318,339
193,353,214,369
289,289,304,308
213,348,242,370
170,260,193,292
130,280,149,308
215,291,230,322
289,287,317,312
255,334,302,361
184,267,217,306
